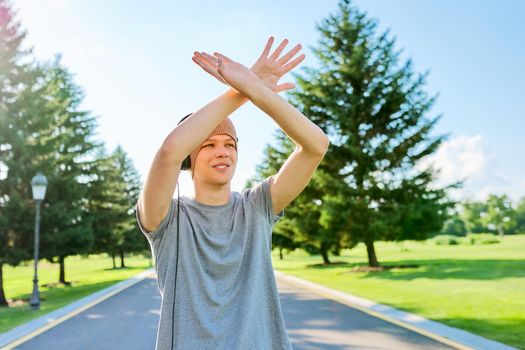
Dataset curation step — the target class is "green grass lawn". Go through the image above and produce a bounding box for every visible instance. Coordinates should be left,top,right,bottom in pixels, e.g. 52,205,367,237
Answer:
0,254,151,334
271,234,525,350
2,238,524,349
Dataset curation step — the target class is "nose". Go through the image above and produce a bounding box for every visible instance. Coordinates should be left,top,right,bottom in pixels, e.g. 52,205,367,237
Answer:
215,144,230,158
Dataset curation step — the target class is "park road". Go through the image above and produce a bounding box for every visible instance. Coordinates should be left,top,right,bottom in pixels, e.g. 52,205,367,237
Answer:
15,273,456,350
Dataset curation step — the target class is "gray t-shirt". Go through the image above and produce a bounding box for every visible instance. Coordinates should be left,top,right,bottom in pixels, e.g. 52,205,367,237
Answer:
137,176,293,350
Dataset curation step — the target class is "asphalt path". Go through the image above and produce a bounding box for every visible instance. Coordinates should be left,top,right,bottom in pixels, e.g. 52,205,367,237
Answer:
15,274,456,350
277,278,454,350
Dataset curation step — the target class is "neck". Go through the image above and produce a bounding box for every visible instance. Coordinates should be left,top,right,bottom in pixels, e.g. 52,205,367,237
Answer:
193,181,232,206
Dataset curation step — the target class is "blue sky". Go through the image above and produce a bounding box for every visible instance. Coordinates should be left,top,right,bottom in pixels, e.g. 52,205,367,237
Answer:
13,0,525,202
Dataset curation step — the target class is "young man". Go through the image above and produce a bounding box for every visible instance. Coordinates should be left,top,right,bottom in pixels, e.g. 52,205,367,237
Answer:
137,37,329,350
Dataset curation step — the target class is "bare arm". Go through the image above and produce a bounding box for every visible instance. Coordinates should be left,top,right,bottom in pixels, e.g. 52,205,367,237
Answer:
246,78,330,214
212,48,329,215
137,89,247,233
138,37,304,233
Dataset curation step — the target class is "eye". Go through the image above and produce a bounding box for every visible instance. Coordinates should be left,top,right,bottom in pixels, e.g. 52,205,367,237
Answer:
226,143,235,148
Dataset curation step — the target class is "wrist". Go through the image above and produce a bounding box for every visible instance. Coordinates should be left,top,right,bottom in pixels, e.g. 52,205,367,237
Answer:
244,79,269,101
225,87,249,105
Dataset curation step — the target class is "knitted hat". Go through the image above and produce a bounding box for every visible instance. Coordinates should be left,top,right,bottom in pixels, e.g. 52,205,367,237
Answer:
190,118,238,177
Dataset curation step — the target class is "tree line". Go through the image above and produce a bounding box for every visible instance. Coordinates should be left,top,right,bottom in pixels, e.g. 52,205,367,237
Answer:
443,194,525,237
0,0,148,307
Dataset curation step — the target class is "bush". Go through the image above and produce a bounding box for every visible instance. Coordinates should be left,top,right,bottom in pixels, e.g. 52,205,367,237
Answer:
466,233,500,245
431,233,500,245
433,235,460,245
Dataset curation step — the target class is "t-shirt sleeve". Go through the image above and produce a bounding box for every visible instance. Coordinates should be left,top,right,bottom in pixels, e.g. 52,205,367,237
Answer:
135,199,176,242
247,175,285,225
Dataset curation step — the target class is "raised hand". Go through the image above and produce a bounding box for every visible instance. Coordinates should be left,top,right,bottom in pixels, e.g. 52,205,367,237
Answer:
192,36,305,93
250,37,305,92
206,52,261,96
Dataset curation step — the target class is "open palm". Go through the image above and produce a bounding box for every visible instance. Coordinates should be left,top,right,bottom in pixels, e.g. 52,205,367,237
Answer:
192,36,305,93
251,37,305,92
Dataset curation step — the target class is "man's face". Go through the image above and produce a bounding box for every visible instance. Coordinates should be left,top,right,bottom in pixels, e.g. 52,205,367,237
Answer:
192,134,237,185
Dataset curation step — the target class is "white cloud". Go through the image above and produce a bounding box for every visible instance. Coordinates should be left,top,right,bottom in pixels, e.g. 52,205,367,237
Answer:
418,135,523,202
418,134,491,184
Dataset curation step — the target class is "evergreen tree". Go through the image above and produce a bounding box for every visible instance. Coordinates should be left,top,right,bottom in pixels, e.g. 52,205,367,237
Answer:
251,134,345,264
114,146,146,267
0,0,38,306
87,149,124,268
255,0,453,266
33,58,102,284
88,146,145,268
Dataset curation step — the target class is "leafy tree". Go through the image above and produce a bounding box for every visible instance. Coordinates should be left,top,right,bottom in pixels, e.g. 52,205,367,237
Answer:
441,206,467,236
481,194,516,236
255,0,453,266
461,201,488,234
515,197,525,234
271,233,298,260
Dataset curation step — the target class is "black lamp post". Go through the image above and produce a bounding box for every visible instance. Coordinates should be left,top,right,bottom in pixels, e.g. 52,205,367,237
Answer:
30,172,47,310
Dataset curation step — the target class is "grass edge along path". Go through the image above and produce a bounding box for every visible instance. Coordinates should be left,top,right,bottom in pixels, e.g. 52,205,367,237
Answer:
0,254,151,334
271,235,525,350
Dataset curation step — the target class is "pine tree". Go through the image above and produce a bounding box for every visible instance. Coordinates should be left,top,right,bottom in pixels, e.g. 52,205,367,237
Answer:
113,146,146,267
256,0,453,266
88,146,145,268
0,0,39,306
253,131,347,264
86,149,123,268
32,58,102,284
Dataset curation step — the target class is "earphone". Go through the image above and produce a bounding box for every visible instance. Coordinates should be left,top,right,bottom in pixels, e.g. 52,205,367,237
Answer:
169,113,240,348
177,113,239,172
178,113,194,171
170,114,191,349
170,182,181,350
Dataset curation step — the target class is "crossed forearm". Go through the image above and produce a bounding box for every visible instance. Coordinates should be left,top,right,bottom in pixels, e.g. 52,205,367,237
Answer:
162,88,247,162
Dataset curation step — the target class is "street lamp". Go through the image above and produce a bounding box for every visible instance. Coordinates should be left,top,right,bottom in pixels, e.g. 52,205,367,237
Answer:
30,172,47,310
